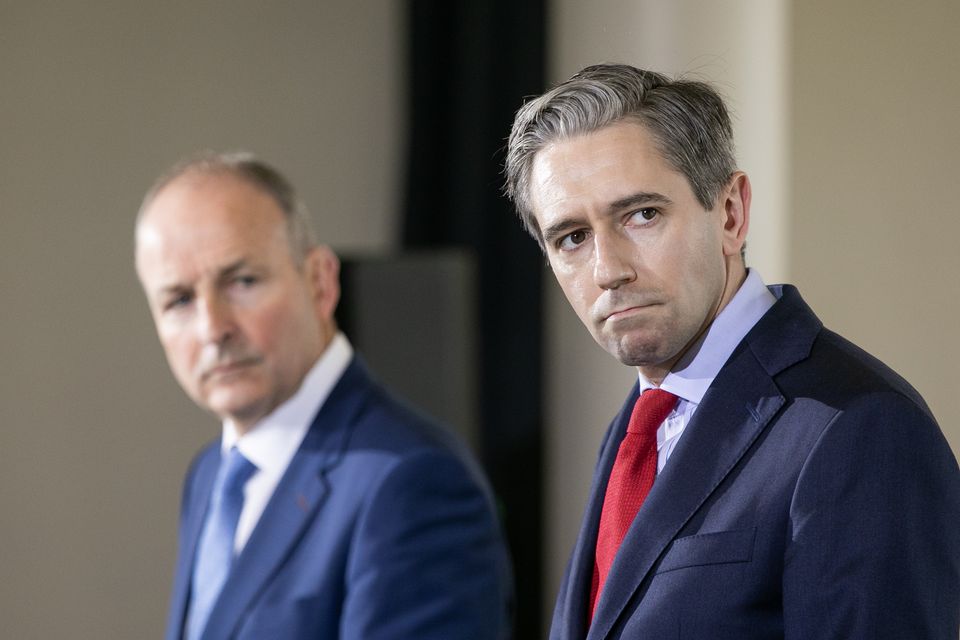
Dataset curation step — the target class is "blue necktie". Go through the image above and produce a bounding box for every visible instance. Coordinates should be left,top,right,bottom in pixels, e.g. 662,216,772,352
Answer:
186,447,257,640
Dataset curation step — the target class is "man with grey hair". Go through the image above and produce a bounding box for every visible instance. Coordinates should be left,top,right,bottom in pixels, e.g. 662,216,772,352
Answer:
505,64,959,639
136,152,512,640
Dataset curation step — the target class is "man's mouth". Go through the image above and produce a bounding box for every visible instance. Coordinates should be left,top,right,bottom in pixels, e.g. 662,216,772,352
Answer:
202,358,259,381
602,303,659,322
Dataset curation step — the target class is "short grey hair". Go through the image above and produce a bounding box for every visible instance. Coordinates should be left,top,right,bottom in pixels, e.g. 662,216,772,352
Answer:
504,63,737,247
138,151,317,263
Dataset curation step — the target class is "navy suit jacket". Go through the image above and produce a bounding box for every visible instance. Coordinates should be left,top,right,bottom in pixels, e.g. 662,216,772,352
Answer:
165,356,512,640
551,285,960,639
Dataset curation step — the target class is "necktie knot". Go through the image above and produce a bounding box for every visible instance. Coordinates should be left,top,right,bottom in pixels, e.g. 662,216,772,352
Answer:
218,447,257,498
626,388,678,435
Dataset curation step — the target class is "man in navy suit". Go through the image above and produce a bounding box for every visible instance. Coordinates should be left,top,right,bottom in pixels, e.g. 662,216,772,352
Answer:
505,63,959,639
135,152,512,639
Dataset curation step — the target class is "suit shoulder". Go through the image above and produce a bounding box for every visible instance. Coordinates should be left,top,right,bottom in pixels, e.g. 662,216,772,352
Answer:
350,379,473,458
313,358,492,499
781,326,934,419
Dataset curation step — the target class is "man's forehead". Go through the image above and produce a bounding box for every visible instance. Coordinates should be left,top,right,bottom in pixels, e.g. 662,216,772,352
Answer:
135,177,289,283
530,124,677,210
139,172,286,237
145,170,253,216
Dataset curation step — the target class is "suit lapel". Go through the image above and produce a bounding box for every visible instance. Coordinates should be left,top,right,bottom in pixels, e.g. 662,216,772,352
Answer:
200,358,372,640
166,446,219,640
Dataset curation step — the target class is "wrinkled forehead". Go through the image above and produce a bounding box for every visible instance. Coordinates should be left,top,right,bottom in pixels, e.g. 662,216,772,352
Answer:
135,173,291,279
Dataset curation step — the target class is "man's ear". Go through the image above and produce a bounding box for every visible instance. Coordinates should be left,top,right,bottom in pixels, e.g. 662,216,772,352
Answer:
720,171,751,258
305,245,341,322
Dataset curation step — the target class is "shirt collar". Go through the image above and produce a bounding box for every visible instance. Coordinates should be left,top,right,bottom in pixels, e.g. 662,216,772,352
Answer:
639,269,775,404
222,332,354,475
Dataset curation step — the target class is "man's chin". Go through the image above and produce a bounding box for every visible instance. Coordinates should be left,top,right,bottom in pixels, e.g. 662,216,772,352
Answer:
601,334,670,368
203,388,268,425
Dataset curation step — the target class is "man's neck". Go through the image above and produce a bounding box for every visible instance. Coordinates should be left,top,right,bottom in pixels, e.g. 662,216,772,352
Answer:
638,259,747,386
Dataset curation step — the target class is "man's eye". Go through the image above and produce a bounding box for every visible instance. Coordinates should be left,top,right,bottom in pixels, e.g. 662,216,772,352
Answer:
163,293,192,311
558,229,589,251
629,208,659,224
233,275,258,287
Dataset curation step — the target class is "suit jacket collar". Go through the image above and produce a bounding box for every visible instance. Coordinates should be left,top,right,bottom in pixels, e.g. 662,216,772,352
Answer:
559,286,821,640
169,356,375,640
166,444,220,640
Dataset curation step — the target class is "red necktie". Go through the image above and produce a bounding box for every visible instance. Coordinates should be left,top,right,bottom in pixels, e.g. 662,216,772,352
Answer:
590,388,678,620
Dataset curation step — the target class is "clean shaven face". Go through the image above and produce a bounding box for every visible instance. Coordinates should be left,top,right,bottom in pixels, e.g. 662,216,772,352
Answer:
135,172,335,433
528,120,749,383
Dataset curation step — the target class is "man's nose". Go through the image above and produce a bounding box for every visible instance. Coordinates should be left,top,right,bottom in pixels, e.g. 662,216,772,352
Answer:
593,232,636,290
196,295,235,344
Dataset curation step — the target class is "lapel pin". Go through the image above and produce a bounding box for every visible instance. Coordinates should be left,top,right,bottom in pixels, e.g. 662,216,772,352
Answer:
296,494,310,512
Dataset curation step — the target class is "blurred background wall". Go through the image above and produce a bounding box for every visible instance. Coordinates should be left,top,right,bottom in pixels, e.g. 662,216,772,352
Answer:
1,1,956,637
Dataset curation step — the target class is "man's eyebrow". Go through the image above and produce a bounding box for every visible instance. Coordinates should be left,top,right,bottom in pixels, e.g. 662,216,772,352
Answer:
608,191,674,211
157,282,190,298
218,259,250,279
540,191,675,246
155,258,252,296
541,219,584,246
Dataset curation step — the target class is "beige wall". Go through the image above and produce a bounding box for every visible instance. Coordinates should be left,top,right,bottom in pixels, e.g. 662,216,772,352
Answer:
790,0,960,454
545,0,958,625
0,3,403,637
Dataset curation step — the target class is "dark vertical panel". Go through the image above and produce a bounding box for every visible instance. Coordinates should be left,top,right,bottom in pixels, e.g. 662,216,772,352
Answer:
403,1,547,636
